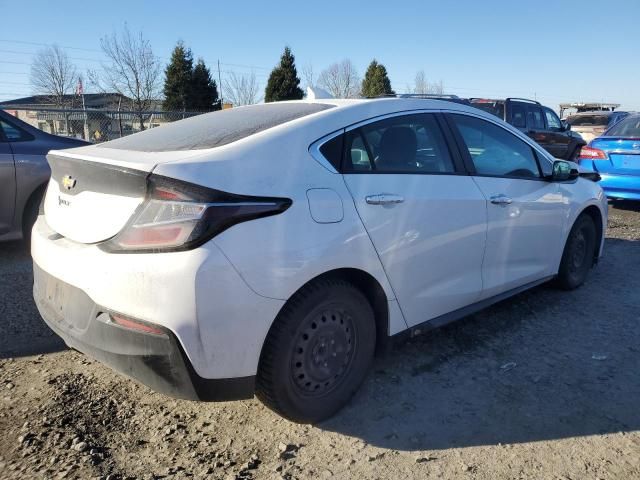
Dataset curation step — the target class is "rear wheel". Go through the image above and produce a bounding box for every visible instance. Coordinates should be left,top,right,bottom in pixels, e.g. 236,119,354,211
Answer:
256,278,376,423
555,214,597,290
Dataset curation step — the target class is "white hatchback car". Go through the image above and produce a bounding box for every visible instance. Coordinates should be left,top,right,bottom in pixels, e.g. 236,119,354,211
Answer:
32,98,607,423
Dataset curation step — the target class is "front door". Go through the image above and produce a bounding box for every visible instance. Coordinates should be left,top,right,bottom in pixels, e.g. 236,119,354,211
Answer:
342,113,487,326
542,107,571,158
0,120,16,234
447,113,567,298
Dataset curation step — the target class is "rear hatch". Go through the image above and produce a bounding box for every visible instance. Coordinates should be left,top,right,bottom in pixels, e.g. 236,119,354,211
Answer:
44,147,204,243
589,138,640,175
567,114,609,141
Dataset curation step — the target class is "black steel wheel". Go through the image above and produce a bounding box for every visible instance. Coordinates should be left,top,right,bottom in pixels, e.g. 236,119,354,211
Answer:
256,278,376,423
555,214,597,290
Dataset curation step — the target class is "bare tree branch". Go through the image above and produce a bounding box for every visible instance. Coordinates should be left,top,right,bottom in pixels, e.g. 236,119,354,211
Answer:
223,72,261,106
301,63,315,90
413,70,445,95
93,24,161,129
30,45,77,107
414,70,428,95
317,59,360,98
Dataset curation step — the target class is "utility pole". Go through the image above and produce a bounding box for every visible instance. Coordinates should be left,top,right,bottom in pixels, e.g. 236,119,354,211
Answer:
217,59,223,107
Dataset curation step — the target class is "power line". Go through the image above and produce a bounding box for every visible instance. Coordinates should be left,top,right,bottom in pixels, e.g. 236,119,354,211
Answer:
0,39,102,53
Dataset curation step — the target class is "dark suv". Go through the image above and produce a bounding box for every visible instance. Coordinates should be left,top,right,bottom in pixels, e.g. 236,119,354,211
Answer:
469,98,586,160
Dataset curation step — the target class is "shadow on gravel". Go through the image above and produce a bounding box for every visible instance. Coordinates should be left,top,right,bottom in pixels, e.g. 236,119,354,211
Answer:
0,241,66,358
322,238,640,451
610,200,640,212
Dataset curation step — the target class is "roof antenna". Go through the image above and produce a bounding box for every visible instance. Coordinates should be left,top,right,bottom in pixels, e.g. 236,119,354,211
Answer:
306,86,333,100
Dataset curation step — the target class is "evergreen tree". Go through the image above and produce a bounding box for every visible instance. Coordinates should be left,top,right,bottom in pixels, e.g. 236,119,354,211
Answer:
361,59,394,98
163,41,194,111
264,46,304,102
190,59,220,110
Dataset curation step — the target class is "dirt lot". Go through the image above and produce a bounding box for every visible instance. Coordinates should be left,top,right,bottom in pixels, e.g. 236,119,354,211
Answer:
1,203,639,480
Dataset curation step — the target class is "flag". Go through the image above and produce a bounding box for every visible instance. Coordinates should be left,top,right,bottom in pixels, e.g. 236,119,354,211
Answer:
76,77,83,96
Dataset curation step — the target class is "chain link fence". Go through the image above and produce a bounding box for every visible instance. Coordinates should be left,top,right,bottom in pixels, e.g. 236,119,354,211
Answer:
2,106,209,143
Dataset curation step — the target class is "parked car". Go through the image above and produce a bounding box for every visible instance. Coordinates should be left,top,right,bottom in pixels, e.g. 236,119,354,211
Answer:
0,110,88,242
32,99,606,423
577,113,640,200
470,98,586,160
565,111,630,143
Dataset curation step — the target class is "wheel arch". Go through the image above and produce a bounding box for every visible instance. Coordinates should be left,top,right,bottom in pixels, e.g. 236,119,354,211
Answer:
20,181,48,237
580,204,604,265
268,268,390,357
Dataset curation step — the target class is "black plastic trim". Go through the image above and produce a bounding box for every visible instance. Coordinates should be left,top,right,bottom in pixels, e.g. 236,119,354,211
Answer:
394,276,554,340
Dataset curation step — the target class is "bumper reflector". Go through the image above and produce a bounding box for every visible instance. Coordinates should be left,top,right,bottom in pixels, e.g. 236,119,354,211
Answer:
109,313,165,336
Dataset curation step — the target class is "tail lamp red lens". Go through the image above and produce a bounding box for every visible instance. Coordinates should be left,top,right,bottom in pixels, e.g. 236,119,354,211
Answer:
577,146,608,160
100,175,291,253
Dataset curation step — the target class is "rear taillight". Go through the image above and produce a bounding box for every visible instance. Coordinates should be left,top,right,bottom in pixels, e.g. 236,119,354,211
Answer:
100,175,291,253
577,146,608,160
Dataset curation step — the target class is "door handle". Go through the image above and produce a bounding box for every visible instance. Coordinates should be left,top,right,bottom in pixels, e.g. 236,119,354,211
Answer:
365,193,405,205
490,194,513,206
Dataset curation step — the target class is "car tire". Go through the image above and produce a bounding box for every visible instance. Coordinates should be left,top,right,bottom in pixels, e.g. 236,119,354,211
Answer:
555,214,597,290
256,278,376,423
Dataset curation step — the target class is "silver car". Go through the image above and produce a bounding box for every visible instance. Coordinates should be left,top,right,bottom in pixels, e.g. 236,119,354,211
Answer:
0,110,87,242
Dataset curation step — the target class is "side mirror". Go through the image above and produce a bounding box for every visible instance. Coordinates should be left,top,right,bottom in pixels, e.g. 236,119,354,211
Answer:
551,160,579,182
561,120,571,131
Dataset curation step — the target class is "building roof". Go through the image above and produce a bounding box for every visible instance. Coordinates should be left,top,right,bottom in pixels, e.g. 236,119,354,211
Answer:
0,93,131,108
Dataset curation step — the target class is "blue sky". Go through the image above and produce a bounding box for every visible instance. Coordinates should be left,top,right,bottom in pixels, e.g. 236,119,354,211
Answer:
1,0,639,112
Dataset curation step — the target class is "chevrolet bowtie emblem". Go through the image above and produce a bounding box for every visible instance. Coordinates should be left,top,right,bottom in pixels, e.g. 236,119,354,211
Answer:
62,175,77,190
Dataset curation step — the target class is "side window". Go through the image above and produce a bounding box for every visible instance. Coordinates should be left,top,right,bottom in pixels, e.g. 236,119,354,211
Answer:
0,120,30,141
510,103,527,128
346,114,454,173
319,133,343,171
345,132,373,171
451,114,540,179
527,106,545,130
544,108,562,130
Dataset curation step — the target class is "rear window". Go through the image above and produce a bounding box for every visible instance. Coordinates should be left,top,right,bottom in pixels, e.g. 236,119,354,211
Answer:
98,103,334,152
605,116,640,137
566,114,610,127
470,100,505,119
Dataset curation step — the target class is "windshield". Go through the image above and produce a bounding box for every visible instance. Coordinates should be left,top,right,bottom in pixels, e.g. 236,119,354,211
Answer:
470,100,504,119
605,116,640,137
566,114,610,127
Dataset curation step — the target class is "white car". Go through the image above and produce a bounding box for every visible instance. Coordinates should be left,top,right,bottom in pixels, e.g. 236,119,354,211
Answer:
32,98,607,423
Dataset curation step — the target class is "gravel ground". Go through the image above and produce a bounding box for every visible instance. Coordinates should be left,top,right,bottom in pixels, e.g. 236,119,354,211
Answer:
0,202,639,480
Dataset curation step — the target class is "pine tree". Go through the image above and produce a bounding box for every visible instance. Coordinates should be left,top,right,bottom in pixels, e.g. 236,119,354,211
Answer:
361,60,394,98
190,59,220,110
264,46,304,102
163,41,194,111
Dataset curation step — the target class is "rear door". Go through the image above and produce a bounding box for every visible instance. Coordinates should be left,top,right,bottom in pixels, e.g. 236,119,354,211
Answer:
0,120,16,234
446,113,567,298
342,112,487,327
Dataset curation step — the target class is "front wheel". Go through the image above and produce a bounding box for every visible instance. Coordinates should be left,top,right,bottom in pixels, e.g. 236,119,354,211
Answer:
555,214,597,290
256,278,376,423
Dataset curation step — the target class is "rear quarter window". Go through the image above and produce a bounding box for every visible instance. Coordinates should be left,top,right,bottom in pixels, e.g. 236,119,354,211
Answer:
98,103,334,152
606,116,640,137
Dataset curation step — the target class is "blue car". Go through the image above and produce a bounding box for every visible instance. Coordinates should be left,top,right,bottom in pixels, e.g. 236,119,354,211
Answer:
577,113,640,200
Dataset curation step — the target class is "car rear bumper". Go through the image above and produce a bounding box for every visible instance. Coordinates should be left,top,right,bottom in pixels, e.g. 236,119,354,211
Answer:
31,215,285,386
33,263,255,400
599,173,640,200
